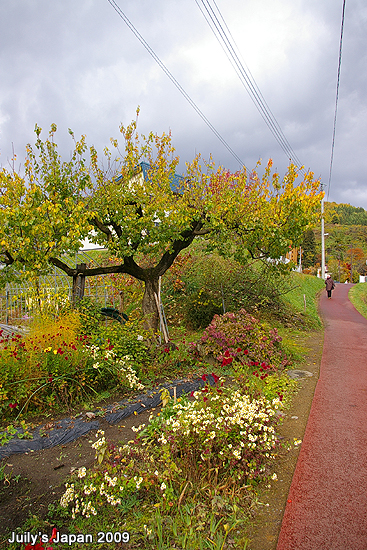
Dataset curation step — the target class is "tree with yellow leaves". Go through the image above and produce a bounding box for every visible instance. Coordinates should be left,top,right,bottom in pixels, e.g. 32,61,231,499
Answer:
0,114,322,334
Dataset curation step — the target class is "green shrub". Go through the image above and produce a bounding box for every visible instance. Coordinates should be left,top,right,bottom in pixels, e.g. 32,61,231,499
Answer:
184,288,223,329
74,297,105,336
96,321,149,369
75,296,150,373
162,250,296,328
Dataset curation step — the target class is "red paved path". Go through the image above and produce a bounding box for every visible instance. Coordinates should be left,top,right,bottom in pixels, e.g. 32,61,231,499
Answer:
277,283,367,550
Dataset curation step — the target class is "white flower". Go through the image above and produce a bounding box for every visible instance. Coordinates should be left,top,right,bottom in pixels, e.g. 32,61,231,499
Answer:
131,423,145,432
134,476,143,489
60,484,75,508
78,467,87,478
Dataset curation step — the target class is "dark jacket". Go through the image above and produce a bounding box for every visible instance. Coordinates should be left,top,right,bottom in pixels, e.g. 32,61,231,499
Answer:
325,277,335,291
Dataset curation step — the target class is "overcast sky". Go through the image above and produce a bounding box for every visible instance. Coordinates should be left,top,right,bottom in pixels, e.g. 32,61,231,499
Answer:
0,0,366,208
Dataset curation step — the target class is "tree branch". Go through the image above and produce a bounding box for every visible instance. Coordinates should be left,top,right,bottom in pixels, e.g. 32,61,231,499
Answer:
0,250,15,266
90,217,113,242
49,255,148,281
193,228,212,236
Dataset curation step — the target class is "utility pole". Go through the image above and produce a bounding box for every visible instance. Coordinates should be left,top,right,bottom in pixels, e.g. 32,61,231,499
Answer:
350,247,353,283
321,186,326,279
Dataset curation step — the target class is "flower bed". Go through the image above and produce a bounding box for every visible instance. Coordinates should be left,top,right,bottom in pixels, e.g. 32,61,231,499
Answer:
57,377,283,548
0,313,146,421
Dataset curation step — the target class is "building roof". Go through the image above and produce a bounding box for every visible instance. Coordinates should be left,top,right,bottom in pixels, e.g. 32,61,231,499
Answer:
115,161,185,193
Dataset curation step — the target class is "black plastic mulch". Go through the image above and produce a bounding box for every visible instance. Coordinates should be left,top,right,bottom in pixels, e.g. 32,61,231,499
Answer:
0,375,216,459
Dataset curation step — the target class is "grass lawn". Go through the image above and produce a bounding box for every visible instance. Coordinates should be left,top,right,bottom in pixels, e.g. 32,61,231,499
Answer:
349,283,367,319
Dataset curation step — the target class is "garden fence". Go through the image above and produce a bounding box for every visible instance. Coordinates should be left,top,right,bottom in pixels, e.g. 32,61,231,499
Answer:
0,249,120,325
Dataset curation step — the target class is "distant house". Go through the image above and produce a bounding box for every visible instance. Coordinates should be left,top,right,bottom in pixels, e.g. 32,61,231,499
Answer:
286,247,299,263
112,161,186,233
115,161,185,194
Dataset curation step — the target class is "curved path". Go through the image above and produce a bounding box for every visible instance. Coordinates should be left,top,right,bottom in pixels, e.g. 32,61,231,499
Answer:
277,283,367,550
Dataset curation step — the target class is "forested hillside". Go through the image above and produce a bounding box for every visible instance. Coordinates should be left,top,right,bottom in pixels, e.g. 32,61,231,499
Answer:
309,202,367,282
325,202,367,225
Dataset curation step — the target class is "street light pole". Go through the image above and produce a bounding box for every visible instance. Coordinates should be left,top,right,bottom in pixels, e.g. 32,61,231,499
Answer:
321,189,326,279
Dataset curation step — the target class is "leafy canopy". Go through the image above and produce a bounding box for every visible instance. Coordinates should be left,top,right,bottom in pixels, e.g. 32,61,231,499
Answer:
1,115,323,291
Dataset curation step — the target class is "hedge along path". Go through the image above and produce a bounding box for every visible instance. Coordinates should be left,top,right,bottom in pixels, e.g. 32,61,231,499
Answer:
277,283,367,550
0,375,216,459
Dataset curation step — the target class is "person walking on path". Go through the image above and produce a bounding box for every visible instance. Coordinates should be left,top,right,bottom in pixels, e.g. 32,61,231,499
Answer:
276,283,367,550
325,273,335,298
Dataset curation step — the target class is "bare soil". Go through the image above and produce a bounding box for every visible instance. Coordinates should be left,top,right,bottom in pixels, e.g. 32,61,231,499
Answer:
0,330,323,549
0,408,154,547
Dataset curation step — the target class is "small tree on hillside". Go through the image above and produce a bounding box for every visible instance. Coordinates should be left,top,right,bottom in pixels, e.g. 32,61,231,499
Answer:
301,229,316,268
0,116,323,335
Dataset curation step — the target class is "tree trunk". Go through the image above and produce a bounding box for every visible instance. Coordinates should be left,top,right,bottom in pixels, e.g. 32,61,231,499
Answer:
141,277,160,335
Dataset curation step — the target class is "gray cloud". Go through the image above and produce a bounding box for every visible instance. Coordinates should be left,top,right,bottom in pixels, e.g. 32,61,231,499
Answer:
0,0,366,208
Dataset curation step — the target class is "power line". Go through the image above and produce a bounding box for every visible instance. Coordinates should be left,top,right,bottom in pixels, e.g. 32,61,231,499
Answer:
196,0,304,170
106,0,246,168
327,0,346,201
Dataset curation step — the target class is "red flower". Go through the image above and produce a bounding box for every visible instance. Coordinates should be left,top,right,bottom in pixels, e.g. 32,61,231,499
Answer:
244,349,249,355
48,376,53,383
9,402,18,409
201,374,207,382
237,347,242,352
49,528,58,542
211,373,219,384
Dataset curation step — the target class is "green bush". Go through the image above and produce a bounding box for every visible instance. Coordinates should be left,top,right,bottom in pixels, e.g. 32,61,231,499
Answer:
75,297,149,371
162,250,296,328
184,288,223,329
98,321,149,373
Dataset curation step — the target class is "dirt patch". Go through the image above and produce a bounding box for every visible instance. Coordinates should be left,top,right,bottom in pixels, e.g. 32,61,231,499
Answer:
0,408,155,546
246,330,324,550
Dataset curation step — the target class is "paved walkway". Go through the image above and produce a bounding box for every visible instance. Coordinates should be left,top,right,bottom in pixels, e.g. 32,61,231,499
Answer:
277,283,367,550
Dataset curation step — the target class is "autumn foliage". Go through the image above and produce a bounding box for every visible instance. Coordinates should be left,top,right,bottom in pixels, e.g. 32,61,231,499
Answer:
0,113,323,333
